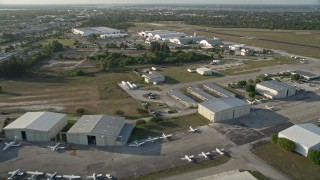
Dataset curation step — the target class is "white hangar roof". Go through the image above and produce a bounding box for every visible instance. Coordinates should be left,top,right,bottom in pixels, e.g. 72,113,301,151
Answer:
279,123,320,149
67,115,124,136
3,112,66,131
200,97,249,113
257,80,294,91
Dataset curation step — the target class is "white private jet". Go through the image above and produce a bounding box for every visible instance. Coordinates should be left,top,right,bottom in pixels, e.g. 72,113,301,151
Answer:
106,174,113,179
181,155,194,162
62,174,81,179
128,140,145,147
188,126,198,133
198,152,211,159
7,169,24,180
26,171,44,180
86,173,103,179
46,172,62,179
265,105,275,110
214,148,225,155
47,142,66,152
3,136,20,151
145,136,159,143
159,133,173,140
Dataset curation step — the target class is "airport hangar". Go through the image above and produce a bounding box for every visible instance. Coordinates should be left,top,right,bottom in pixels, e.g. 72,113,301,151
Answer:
198,97,250,122
255,80,296,99
66,115,133,146
3,112,67,141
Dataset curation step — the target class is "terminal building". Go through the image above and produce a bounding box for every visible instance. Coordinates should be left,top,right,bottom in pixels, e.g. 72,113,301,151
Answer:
278,123,320,157
168,89,198,108
198,97,250,122
3,112,67,141
255,80,296,99
72,27,121,37
66,115,133,146
203,83,235,97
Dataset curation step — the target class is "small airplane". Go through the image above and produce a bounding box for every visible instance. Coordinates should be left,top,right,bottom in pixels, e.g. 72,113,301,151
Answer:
86,173,103,180
188,126,198,133
255,98,262,103
246,99,256,105
106,174,113,179
181,155,194,162
46,172,62,179
265,105,275,110
3,136,20,151
214,148,225,155
159,133,173,140
145,136,159,143
198,152,211,159
7,169,24,180
128,140,145,147
62,174,81,179
26,171,44,180
47,142,66,151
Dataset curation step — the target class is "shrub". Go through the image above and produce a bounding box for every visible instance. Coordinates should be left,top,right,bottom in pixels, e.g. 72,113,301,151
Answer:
307,150,320,165
248,92,256,98
136,108,148,114
270,134,278,144
76,108,85,115
136,120,147,125
237,80,247,88
150,117,163,123
245,84,256,93
115,110,125,116
73,69,85,76
277,137,296,152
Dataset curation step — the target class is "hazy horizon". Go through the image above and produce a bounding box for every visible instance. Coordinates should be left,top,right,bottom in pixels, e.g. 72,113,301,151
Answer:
1,0,319,5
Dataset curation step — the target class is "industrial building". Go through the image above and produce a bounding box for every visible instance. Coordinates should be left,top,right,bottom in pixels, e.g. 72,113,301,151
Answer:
139,30,176,38
278,123,320,157
203,83,235,97
187,86,217,101
291,70,319,80
198,97,250,122
72,27,121,36
67,115,133,146
153,32,186,41
168,89,198,108
170,36,207,45
196,68,213,76
100,33,128,39
3,112,67,141
199,39,223,48
256,80,296,99
142,71,165,84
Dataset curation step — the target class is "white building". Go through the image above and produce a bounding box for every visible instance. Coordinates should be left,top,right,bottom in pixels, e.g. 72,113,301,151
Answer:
168,89,198,108
139,30,175,37
291,70,319,80
100,33,128,39
256,80,296,99
196,67,213,76
278,123,320,157
187,86,217,101
170,36,207,45
198,97,250,122
199,39,223,48
3,112,67,142
203,83,235,97
142,71,165,84
72,27,121,36
154,33,186,41
67,115,133,146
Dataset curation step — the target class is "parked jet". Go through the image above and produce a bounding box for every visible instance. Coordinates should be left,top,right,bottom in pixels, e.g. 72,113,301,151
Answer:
214,148,225,155
62,174,81,179
128,140,145,147
106,174,113,179
265,105,275,110
181,155,194,162
47,143,66,151
7,169,24,180
198,152,211,159
86,173,103,179
3,136,20,151
46,172,62,179
188,126,198,133
246,99,256,105
159,133,173,140
145,136,159,143
26,171,44,180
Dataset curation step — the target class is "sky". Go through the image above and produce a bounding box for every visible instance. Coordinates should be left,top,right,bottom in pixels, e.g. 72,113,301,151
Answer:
1,0,319,5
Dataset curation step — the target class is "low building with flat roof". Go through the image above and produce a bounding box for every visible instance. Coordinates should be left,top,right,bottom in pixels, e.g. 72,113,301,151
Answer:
198,97,250,122
196,68,213,76
3,112,67,142
67,115,133,146
142,71,165,84
72,27,121,36
203,83,235,97
168,89,198,108
291,70,319,80
256,80,296,99
187,86,218,101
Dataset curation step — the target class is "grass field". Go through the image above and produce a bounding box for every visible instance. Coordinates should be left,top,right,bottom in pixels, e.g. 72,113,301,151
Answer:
131,23,320,59
36,38,76,47
123,156,230,180
129,113,210,141
252,142,320,179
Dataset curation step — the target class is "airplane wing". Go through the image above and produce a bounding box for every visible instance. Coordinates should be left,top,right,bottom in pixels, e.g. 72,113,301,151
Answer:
63,175,81,179
10,144,20,147
85,175,93,178
57,147,66,150
26,171,44,175
181,158,187,160
106,174,112,179
5,143,10,146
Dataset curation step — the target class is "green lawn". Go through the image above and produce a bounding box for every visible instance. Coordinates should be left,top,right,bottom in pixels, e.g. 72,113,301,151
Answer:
252,143,320,179
129,113,210,141
122,156,230,180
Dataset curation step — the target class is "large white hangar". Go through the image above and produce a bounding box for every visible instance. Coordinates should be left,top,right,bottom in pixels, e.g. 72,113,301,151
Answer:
198,97,250,122
256,80,296,99
66,115,133,146
3,112,67,141
72,27,121,36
